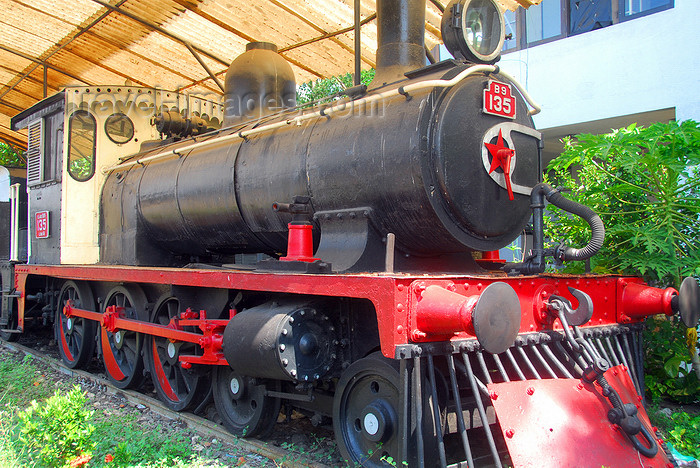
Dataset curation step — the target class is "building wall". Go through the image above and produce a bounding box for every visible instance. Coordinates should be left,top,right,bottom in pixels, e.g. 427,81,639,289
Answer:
498,0,700,131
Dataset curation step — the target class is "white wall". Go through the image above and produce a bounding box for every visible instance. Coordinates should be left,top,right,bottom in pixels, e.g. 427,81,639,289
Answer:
498,0,700,130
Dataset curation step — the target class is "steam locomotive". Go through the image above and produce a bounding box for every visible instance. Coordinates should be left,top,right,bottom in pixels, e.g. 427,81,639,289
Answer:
2,0,698,466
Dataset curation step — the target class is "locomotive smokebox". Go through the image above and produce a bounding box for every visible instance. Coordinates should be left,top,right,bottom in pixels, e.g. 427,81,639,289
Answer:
223,42,297,126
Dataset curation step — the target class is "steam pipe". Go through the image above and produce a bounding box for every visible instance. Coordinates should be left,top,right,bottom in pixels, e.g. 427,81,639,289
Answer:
505,183,605,275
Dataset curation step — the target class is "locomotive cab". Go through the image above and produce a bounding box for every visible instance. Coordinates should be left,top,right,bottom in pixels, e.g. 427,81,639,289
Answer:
9,87,224,266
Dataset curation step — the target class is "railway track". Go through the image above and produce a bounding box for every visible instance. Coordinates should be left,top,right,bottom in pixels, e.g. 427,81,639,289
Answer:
0,339,334,468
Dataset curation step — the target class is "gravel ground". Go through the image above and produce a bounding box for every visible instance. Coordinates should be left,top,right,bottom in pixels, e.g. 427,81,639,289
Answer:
4,329,343,467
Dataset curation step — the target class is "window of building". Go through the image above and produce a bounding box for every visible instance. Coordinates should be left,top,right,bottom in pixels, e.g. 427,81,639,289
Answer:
503,9,518,50
502,0,673,52
569,0,613,36
526,1,563,43
67,110,96,182
622,0,673,18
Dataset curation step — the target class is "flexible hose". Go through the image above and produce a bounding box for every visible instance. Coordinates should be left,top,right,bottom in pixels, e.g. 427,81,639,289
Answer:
544,184,605,262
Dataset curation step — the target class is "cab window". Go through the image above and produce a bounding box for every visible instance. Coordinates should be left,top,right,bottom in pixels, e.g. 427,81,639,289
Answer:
68,110,96,182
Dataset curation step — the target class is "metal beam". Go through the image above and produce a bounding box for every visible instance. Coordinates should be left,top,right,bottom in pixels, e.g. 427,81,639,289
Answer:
0,63,59,93
0,132,28,149
0,99,24,112
167,0,325,79
0,0,128,103
89,0,230,63
0,44,92,85
57,47,151,88
277,13,377,54
269,0,375,68
75,29,222,95
184,44,225,93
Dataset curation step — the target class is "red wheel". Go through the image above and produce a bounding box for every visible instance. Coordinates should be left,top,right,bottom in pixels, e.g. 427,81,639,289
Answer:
101,285,147,389
55,281,97,368
145,295,211,411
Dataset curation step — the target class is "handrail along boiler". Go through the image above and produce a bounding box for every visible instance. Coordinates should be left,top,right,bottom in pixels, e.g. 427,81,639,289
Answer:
2,0,699,466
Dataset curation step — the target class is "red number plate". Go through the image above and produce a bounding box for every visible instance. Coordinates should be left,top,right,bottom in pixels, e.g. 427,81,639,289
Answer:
483,80,516,119
35,211,49,239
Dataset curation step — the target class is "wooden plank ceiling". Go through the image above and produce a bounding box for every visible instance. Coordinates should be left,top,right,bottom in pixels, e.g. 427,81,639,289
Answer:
0,0,538,149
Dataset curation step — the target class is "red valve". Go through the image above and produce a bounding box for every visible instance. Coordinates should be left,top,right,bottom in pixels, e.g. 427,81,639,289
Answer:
485,129,515,201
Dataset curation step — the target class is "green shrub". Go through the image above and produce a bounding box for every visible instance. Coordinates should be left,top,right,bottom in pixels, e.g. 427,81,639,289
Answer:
544,120,700,404
0,354,56,406
0,142,25,168
91,416,194,467
296,69,375,105
666,411,700,460
649,406,700,460
544,120,700,286
17,386,95,467
644,317,699,403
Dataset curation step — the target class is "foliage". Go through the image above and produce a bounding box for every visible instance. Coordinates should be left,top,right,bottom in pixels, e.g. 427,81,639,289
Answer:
649,406,700,460
296,69,375,105
17,386,96,467
91,415,193,467
544,120,700,287
69,157,94,181
666,411,700,460
0,352,234,468
0,141,25,168
644,316,699,403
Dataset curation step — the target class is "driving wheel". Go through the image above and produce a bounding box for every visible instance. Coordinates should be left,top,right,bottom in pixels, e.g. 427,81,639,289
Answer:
55,281,97,368
212,366,281,438
145,295,211,411
101,285,148,389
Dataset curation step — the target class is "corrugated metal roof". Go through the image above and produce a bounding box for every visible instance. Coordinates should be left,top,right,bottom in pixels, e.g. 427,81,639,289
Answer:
0,0,540,149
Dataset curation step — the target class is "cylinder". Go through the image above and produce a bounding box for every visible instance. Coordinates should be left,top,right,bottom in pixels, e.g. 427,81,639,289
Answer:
222,301,338,382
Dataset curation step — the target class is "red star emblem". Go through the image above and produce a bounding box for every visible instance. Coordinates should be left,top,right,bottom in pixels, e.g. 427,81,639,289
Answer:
485,129,515,201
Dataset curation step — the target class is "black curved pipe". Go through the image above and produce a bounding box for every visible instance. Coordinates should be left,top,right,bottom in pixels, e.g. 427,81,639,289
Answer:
504,183,605,275
546,186,605,262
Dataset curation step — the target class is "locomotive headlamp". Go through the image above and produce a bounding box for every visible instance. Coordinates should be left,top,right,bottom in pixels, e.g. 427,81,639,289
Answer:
441,0,505,64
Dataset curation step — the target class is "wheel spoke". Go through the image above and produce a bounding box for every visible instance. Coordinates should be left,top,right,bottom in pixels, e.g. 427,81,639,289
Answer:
147,295,210,411
57,282,96,369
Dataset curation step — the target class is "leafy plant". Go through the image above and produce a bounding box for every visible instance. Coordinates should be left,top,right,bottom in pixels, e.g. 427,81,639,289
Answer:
91,416,193,467
17,386,96,467
544,120,700,287
649,405,700,460
544,121,700,404
666,411,700,460
296,69,375,105
644,316,699,403
0,141,25,168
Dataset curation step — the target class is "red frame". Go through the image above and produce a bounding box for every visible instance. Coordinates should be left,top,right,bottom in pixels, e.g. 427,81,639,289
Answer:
13,264,677,360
